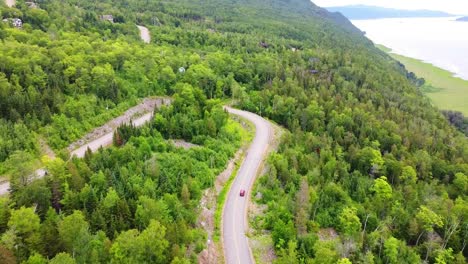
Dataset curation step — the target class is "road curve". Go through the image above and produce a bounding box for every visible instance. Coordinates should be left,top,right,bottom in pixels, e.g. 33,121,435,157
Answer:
70,112,154,158
0,169,47,196
0,113,154,195
0,98,170,195
223,107,274,264
137,25,151,44
5,0,15,7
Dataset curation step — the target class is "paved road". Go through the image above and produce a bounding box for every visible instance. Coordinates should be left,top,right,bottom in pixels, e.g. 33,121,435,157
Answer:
69,98,170,157
223,107,274,264
0,113,153,195
0,99,170,195
0,168,47,195
70,112,154,158
137,25,151,43
5,0,15,7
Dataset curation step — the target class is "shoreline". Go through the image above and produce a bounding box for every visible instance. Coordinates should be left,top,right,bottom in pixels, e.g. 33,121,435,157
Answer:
389,49,468,82
376,44,468,115
352,17,468,82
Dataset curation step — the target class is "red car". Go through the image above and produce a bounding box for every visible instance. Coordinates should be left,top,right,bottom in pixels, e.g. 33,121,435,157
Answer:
239,189,246,197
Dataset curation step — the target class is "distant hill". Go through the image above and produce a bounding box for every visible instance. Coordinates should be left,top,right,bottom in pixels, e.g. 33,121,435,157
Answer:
456,16,468,21
326,5,454,19
2,0,468,263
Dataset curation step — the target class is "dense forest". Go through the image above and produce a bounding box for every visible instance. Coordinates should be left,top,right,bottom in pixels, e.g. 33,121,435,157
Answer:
0,0,467,263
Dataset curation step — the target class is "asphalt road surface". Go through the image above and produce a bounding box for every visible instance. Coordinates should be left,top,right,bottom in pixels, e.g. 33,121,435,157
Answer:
70,112,154,158
0,99,170,195
223,107,274,264
0,168,47,196
0,113,154,195
137,25,151,44
5,0,15,7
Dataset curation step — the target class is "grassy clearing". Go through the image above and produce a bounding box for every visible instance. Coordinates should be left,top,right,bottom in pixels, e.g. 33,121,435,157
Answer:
376,44,391,52
377,44,468,115
250,234,275,264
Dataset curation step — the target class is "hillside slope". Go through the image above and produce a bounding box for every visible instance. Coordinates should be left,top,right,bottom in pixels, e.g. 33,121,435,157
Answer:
0,0,467,263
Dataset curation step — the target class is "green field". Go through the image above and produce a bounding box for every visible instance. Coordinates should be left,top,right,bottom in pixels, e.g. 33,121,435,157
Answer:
377,44,468,115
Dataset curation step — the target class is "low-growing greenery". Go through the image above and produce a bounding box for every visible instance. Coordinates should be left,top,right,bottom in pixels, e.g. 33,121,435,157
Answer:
378,45,468,115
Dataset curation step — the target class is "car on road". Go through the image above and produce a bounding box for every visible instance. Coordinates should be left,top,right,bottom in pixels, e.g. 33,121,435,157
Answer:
239,189,245,197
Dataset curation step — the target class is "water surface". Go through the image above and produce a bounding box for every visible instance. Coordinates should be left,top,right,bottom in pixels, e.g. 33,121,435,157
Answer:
352,17,468,80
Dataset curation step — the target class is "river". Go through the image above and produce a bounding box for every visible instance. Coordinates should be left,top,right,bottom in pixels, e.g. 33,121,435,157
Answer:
352,17,468,80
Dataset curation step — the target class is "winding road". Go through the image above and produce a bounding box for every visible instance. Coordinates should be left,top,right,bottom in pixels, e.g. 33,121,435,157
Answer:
223,107,274,264
0,98,170,195
1,5,270,260
70,97,171,158
137,25,151,44
69,112,154,158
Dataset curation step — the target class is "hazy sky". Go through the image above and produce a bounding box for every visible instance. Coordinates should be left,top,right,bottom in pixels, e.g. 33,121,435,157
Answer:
313,0,468,14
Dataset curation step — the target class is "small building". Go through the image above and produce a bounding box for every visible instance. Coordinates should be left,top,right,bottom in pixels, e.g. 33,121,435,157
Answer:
151,16,161,26
2,18,22,28
100,15,114,23
309,57,320,63
259,41,269,48
12,18,22,28
178,67,186,73
289,45,301,52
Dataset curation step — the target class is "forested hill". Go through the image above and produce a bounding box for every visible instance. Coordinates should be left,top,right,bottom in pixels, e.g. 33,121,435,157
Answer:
0,0,467,263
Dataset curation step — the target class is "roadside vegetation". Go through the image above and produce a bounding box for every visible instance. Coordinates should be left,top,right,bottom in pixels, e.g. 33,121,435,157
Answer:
2,87,243,263
0,0,467,263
